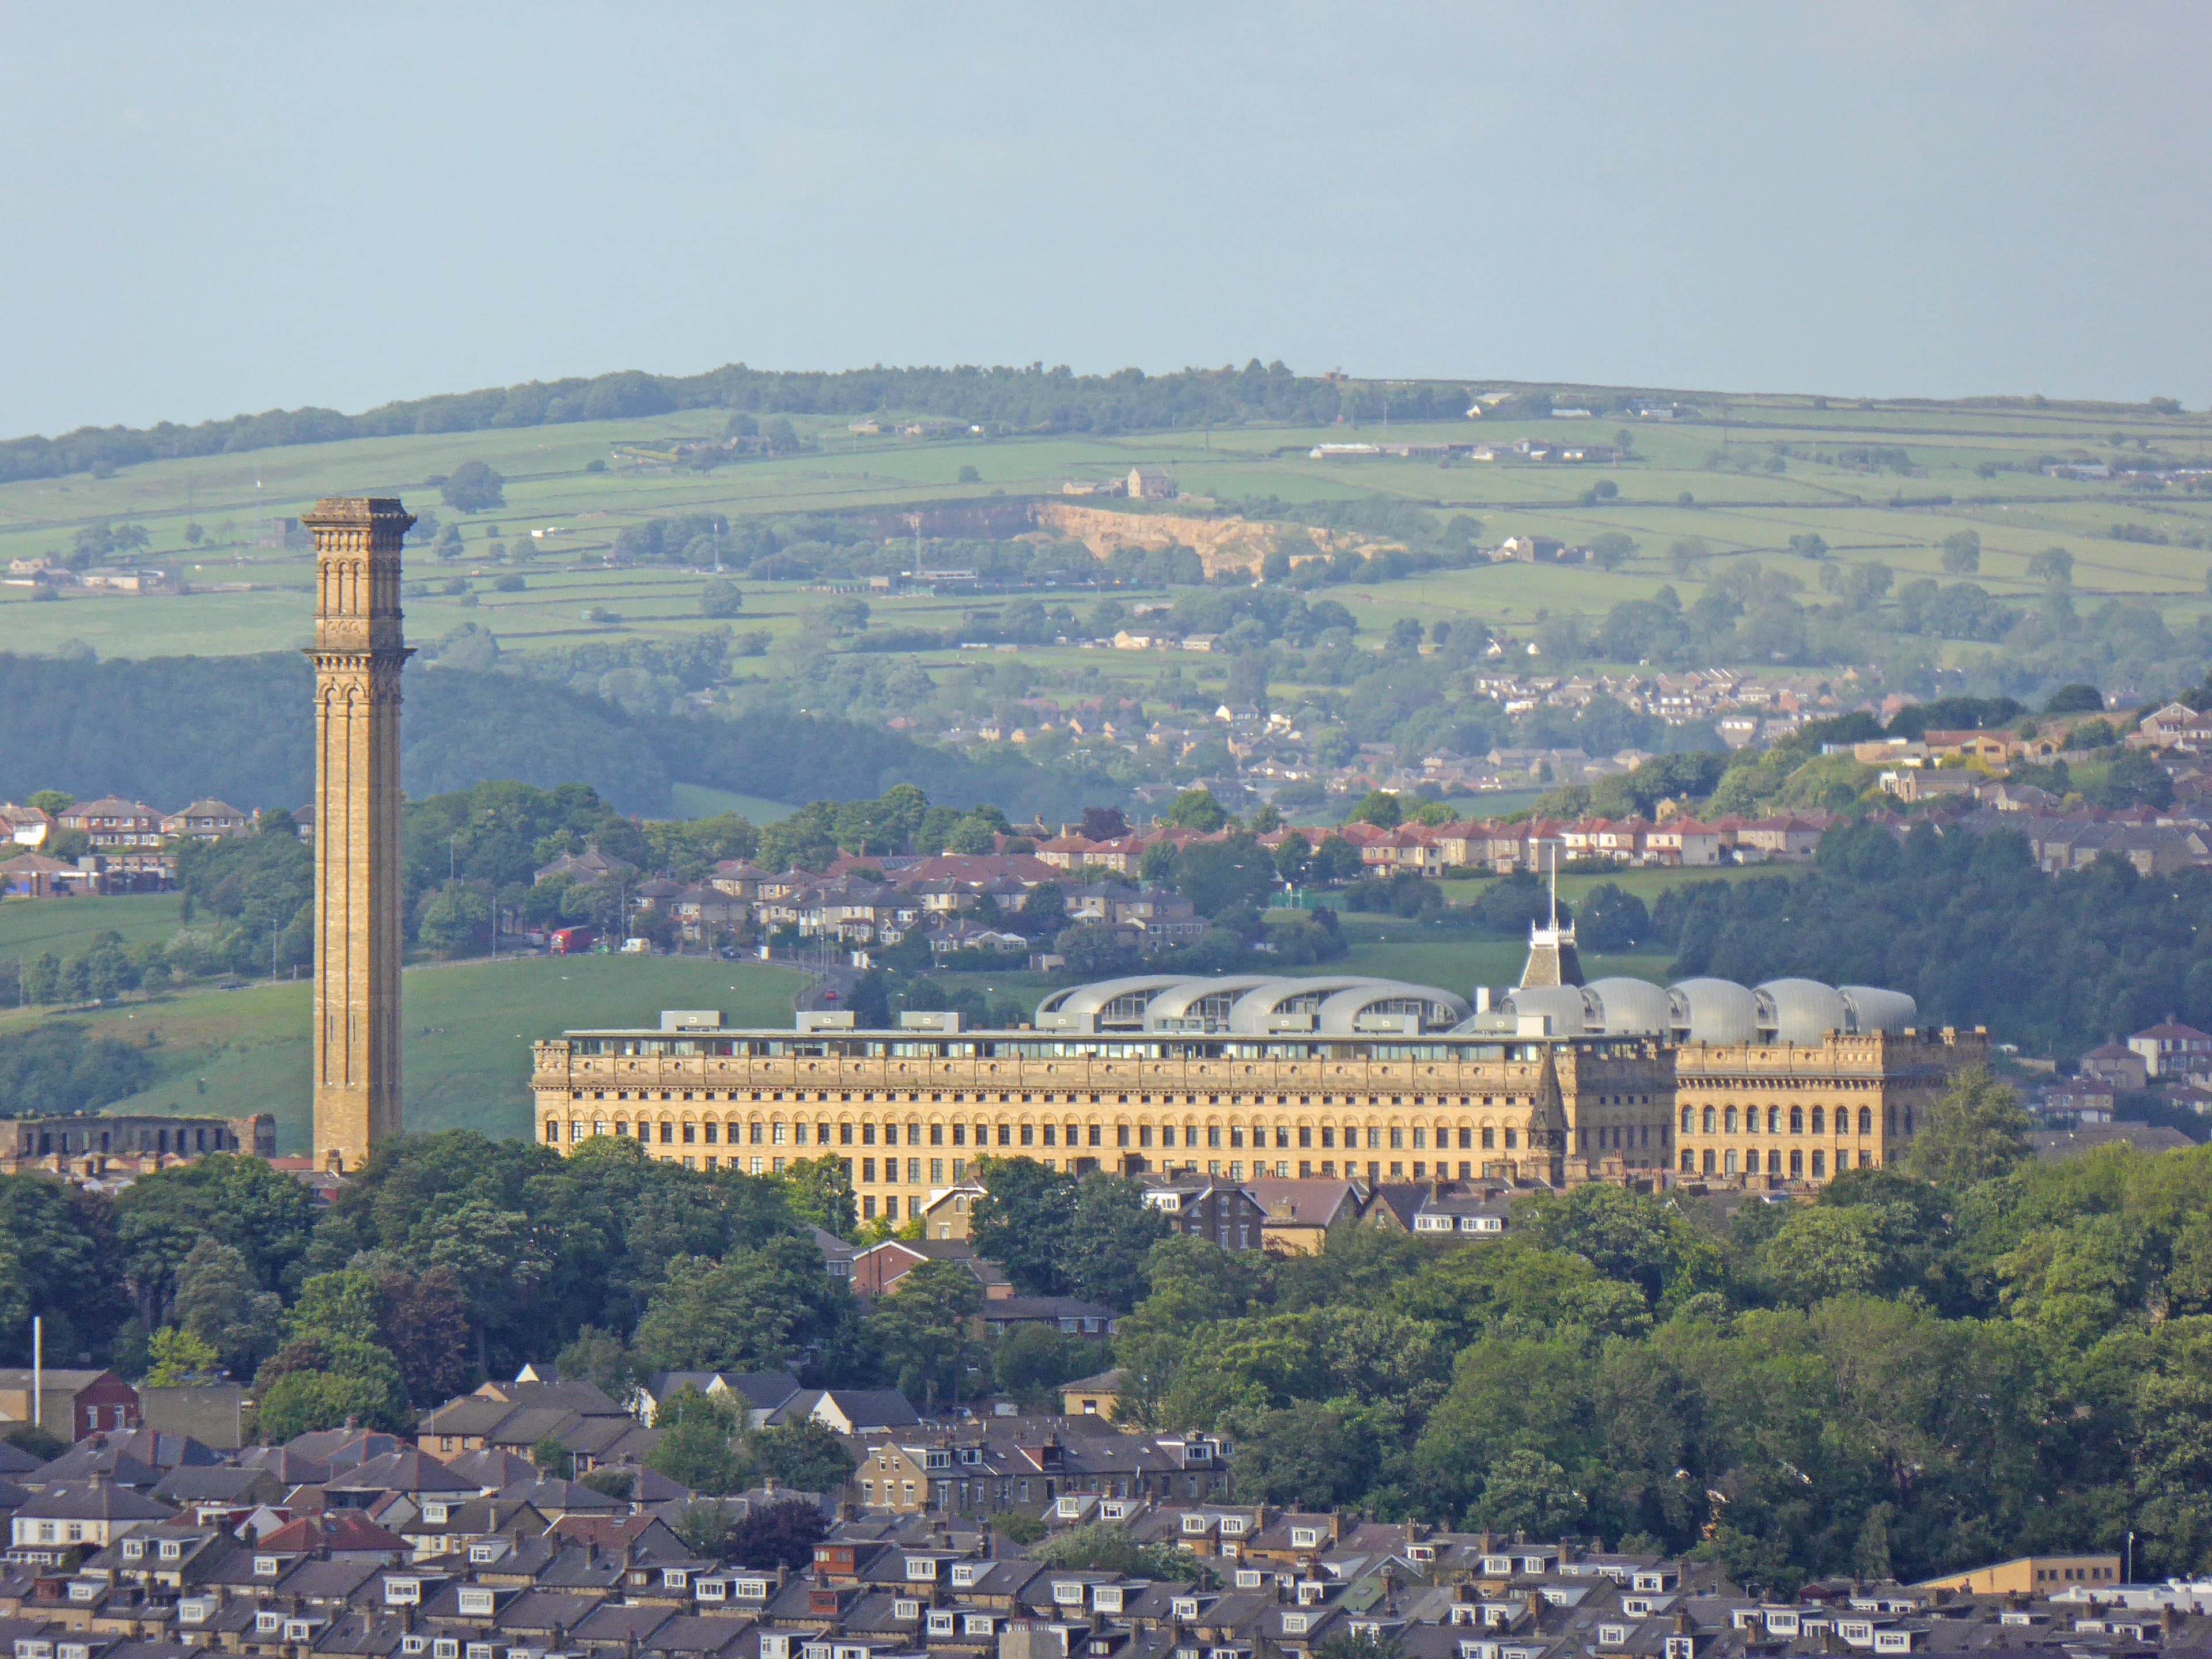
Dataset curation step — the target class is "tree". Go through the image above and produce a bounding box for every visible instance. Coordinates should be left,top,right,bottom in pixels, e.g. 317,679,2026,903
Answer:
872,1258,985,1411
170,1238,285,1377
700,579,744,618
1345,790,1403,829
417,882,490,956
1388,618,1425,652
1063,1173,1173,1310
1273,832,1311,887
1054,922,1139,979
646,1385,744,1494
530,1434,574,1479
143,1325,218,1385
777,1155,855,1238
1589,531,1638,571
1080,806,1128,842
1941,529,1982,575
1577,882,1650,950
2027,546,2074,585
1167,789,1228,832
1231,1402,1376,1506
994,1322,1088,1407
1469,1446,1582,1536
632,1236,853,1373
1173,835,1277,919
1787,533,1829,562
1902,1067,2030,1189
441,460,506,513
957,465,982,484
741,1418,857,1492
969,1158,1078,1294
823,597,871,635
2043,682,2103,714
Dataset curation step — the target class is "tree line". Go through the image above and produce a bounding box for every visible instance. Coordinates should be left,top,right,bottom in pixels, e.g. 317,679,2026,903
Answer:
0,361,1359,485
0,652,1099,823
1100,1078,2212,1588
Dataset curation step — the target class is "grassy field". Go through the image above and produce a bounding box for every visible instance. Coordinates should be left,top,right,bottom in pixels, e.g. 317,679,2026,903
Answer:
6,394,2209,701
667,784,797,823
0,893,185,960
0,948,807,1152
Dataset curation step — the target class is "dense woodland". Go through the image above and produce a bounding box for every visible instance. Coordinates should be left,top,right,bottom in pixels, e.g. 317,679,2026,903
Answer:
7,1092,2212,1589
0,652,1082,821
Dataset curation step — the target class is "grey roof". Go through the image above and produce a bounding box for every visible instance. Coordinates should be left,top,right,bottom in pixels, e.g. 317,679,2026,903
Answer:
17,1480,176,1521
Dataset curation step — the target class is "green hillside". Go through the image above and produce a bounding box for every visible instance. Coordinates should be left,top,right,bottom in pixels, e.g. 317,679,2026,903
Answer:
6,391,2208,699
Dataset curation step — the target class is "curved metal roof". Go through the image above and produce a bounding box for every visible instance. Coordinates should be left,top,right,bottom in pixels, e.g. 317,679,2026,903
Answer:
1583,976,1673,1037
1839,985,1917,1035
1668,978,1760,1046
1756,978,1849,1044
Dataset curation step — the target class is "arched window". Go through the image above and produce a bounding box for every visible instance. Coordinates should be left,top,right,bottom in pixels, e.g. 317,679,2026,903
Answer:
1789,1105,1805,1134
1680,1150,1695,1173
1724,1107,1738,1134
1724,1149,1738,1175
1680,1105,1694,1133
1810,1150,1825,1179
1768,1106,1782,1133
1702,1107,1716,1132
1701,1149,1715,1175
1859,1107,1873,1135
1810,1106,1824,1134
1904,1107,1914,1134
1789,1149,1803,1178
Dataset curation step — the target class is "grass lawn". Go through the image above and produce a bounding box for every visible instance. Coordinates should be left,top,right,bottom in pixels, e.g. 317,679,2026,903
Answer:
667,783,798,822
1432,865,1778,908
0,893,185,961
0,954,806,1152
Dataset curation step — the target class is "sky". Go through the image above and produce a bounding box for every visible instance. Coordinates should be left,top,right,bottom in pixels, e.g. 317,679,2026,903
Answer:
5,3,2209,438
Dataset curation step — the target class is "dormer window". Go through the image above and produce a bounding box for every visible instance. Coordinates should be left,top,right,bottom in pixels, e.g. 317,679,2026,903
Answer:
950,1564,981,1588
894,1599,921,1621
1291,1528,1320,1548
122,1541,144,1561
1236,1570,1263,1589
905,1556,938,1580
158,1541,181,1560
1665,1638,1694,1659
927,1613,955,1637
1219,1517,1245,1536
1599,1627,1628,1647
422,1503,449,1525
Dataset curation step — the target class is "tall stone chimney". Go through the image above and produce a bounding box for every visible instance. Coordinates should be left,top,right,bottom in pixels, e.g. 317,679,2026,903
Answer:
303,497,412,1172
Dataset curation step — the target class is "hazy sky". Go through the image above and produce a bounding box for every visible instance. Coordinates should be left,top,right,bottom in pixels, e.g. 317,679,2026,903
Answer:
6,3,2208,438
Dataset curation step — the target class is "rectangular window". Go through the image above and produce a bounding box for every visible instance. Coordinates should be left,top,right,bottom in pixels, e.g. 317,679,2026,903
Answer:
1139,1125,1154,1147
1208,1126,1222,1149
682,1122,696,1143
862,1123,877,1145
1367,1126,1382,1149
1042,1124,1056,1145
953,1123,967,1146
862,1196,876,1219
1118,1126,1131,1147
705,1122,719,1143
1412,1127,1426,1149
772,1121,786,1143
840,1123,854,1146
1504,1128,1518,1149
952,1159,965,1179
1021,1124,1035,1146
931,1123,944,1145
998,1124,1012,1146
930,1158,944,1182
861,1158,877,1183
1482,1126,1495,1149
1460,1127,1473,1149
1089,1125,1102,1146
907,1158,921,1184
1320,1126,1334,1148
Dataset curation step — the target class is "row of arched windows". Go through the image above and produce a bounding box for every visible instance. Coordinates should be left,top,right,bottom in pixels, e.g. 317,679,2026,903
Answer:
543,1113,1535,1155
1685,1103,1895,1136
1684,1147,1874,1178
